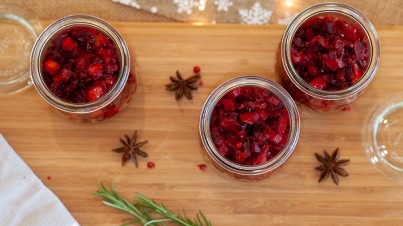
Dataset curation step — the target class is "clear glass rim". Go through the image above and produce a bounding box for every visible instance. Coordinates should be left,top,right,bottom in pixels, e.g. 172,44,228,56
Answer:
30,14,130,113
0,5,42,95
199,76,300,176
281,2,380,100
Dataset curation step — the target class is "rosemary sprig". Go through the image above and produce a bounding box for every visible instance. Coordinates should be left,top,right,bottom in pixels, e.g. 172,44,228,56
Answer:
93,183,212,226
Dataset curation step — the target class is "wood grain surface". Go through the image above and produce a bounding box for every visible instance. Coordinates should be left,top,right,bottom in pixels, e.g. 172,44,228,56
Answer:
1,22,403,226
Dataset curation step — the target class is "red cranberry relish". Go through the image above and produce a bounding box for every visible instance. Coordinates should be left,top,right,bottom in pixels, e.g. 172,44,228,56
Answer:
42,26,120,103
210,86,290,166
291,15,369,91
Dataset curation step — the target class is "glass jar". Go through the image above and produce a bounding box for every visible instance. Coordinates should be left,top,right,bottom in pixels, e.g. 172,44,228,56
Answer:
199,76,300,181
277,2,380,111
30,14,136,122
363,93,403,182
0,5,42,95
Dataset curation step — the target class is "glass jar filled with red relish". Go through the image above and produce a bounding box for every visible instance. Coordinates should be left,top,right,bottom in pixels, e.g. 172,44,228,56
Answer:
199,76,300,181
30,15,136,122
277,3,380,112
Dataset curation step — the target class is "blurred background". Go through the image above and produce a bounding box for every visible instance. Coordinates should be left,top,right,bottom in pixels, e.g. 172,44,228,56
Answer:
1,0,402,24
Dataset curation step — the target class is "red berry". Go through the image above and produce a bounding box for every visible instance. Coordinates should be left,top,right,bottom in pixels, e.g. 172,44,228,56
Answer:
147,162,155,169
45,59,60,76
193,66,200,74
61,37,77,51
198,164,207,171
47,176,52,180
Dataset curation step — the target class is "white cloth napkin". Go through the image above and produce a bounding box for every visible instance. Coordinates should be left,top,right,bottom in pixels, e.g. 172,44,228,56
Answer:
0,134,79,226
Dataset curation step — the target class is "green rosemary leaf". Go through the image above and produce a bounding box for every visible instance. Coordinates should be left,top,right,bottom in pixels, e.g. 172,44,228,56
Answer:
142,208,154,221
144,218,172,226
101,200,130,212
94,183,212,226
199,211,212,226
121,218,141,226
94,184,148,224
196,213,202,225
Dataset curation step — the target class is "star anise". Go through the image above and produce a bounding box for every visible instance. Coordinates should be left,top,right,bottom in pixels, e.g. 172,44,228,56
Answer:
165,70,201,100
113,131,148,168
314,148,350,185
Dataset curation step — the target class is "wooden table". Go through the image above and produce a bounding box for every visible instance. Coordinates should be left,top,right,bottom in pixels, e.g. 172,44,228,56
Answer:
1,22,403,226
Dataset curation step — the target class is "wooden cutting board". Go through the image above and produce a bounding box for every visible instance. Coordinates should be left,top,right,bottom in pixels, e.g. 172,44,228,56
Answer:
1,22,403,226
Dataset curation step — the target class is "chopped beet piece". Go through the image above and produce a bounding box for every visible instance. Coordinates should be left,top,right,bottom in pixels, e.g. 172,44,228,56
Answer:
351,61,362,83
276,110,289,134
220,118,242,133
291,15,369,91
250,145,270,165
59,68,72,82
42,26,120,103
94,33,109,49
86,81,105,102
88,63,103,80
240,112,260,124
222,98,235,111
266,96,281,107
210,86,290,166
268,130,282,144
309,76,327,90
235,149,250,163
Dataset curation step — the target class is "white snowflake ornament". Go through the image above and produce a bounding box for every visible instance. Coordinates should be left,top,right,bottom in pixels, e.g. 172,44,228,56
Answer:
173,0,199,15
239,2,273,25
214,0,234,12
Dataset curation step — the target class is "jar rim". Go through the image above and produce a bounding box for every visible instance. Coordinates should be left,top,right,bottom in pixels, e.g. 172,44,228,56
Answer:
199,76,300,176
281,2,380,100
30,14,130,113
